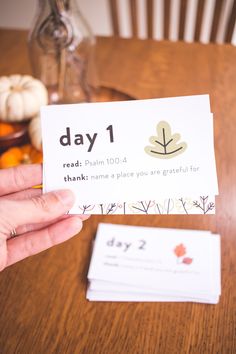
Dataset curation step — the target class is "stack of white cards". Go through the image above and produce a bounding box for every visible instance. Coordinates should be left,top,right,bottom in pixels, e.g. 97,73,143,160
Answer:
41,94,218,215
87,223,221,304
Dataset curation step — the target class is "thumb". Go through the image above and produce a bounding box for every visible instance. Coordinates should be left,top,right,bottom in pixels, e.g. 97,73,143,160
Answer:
1,190,75,229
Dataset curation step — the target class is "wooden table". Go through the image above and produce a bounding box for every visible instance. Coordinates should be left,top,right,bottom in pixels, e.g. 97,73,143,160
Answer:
0,29,236,354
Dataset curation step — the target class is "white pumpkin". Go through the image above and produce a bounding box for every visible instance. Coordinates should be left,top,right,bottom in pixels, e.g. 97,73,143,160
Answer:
29,114,42,151
0,75,48,122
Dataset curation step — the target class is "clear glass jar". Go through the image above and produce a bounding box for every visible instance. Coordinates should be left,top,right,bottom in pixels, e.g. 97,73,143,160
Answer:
28,0,98,104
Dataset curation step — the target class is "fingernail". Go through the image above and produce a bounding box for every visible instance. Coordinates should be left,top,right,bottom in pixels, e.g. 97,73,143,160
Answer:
55,189,75,208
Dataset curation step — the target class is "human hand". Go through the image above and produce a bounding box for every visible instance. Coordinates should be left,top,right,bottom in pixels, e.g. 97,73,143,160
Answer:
0,164,87,271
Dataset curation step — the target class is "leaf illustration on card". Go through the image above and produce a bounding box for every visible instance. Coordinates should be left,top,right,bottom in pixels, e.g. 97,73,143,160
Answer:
131,200,154,214
174,244,193,265
182,257,193,265
78,205,95,214
174,243,186,257
193,196,215,214
145,121,187,159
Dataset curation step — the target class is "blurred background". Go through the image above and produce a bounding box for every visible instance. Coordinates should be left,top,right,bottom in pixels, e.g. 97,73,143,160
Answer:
0,0,112,36
1,0,236,43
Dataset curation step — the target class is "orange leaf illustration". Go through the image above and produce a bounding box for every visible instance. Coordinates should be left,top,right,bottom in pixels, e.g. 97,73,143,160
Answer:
174,243,186,257
182,257,193,265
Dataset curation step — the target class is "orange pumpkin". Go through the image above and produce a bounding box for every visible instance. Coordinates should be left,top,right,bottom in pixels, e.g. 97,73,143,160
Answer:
0,144,43,169
0,122,15,137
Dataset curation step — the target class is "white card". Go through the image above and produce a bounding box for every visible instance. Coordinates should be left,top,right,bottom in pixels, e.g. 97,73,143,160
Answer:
41,95,218,214
87,223,221,303
86,290,219,304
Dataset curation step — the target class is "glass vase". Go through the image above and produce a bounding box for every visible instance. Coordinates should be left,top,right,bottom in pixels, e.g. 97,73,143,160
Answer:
28,0,98,104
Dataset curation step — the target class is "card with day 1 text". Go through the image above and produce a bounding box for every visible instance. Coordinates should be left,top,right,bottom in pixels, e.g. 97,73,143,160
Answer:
41,94,218,214
86,223,221,304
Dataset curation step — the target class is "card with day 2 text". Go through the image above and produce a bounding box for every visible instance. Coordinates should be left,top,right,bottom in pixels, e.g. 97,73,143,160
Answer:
86,223,221,304
41,94,218,215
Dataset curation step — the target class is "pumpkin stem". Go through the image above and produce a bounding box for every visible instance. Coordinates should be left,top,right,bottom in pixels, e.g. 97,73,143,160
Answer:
22,153,31,164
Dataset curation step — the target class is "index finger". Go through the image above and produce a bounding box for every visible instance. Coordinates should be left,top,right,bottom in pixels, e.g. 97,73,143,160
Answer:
0,164,42,196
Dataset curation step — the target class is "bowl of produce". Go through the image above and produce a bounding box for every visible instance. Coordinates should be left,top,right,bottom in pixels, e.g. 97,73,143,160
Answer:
0,122,29,152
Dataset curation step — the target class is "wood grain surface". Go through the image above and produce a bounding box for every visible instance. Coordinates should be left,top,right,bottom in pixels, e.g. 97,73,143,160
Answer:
0,29,236,354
